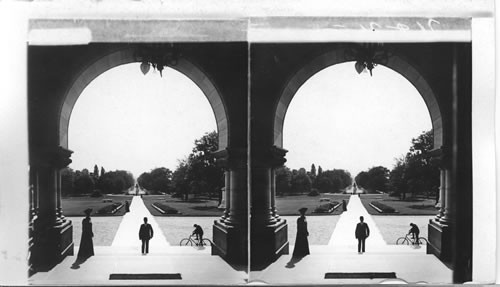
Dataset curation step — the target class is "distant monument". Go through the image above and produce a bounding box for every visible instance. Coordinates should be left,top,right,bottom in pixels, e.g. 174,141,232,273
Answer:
218,187,226,209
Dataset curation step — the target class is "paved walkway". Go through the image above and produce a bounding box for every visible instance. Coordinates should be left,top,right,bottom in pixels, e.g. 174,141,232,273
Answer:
112,196,170,251
328,194,387,251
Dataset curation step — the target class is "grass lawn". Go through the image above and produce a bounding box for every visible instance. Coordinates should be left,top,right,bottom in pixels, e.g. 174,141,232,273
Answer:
359,193,438,215
70,216,123,246
62,195,133,216
275,194,351,216
142,195,224,216
373,215,433,245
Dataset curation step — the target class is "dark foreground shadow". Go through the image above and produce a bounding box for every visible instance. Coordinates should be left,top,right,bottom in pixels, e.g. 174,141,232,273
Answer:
285,256,304,269
70,256,90,270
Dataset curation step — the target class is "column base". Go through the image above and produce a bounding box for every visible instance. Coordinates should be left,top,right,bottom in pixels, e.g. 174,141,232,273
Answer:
427,219,452,263
31,219,73,273
251,219,288,270
212,220,247,267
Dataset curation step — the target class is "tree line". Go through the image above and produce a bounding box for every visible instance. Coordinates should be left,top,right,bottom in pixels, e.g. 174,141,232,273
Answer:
137,131,224,200
355,130,440,199
61,165,134,196
276,164,352,195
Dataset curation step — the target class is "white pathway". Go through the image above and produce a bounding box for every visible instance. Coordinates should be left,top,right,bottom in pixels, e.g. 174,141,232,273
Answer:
328,194,387,251
111,196,170,251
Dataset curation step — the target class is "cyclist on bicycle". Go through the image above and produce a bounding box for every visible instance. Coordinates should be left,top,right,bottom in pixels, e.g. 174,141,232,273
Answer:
192,224,204,245
408,223,420,245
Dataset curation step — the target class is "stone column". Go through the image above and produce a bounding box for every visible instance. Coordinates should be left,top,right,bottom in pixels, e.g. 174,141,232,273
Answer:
212,148,248,265
439,148,453,225
227,163,248,225
270,167,280,221
54,147,73,224
435,168,446,220
252,166,275,225
30,146,74,271
250,146,288,269
220,170,231,221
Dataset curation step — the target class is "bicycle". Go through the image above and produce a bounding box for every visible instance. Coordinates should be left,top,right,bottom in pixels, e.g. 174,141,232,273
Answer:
179,235,212,247
396,234,428,245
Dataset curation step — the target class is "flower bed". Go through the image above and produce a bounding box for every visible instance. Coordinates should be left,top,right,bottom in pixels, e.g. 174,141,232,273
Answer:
369,201,398,214
313,201,340,214
152,202,180,215
97,202,123,215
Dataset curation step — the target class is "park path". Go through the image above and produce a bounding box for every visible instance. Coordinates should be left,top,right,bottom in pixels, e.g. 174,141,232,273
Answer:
328,194,387,251
111,196,170,250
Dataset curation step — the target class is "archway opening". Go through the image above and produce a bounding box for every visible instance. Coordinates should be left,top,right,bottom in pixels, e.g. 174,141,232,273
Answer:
64,61,224,253
277,61,449,282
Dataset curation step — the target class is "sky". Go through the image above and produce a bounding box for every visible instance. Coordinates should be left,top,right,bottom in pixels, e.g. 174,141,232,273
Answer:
283,62,432,177
68,63,217,177
69,61,431,179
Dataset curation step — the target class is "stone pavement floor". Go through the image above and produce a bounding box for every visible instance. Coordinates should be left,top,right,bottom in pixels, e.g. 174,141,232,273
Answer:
329,194,388,251
250,194,452,284
30,193,452,285
112,196,170,251
249,246,452,284
30,196,246,285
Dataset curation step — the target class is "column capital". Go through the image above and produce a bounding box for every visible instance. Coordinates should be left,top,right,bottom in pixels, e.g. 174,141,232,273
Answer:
31,146,73,169
252,145,288,168
213,147,247,169
427,145,451,169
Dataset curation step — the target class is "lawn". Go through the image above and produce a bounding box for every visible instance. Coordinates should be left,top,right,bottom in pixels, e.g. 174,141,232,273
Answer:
275,194,351,216
70,216,123,246
61,195,133,216
283,215,339,245
142,195,224,216
359,194,438,215
373,215,433,245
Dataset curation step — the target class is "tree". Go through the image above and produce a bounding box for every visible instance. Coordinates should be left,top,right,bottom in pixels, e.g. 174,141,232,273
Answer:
355,171,369,191
311,163,316,177
61,168,75,196
138,167,173,194
314,169,352,193
275,166,292,195
170,131,224,200
171,160,189,200
93,164,99,178
98,170,134,194
100,167,105,178
366,166,390,192
388,130,440,199
290,168,312,194
389,158,408,199
318,166,323,176
74,171,94,195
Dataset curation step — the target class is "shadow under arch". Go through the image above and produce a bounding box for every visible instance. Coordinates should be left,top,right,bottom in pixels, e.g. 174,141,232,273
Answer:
58,47,228,150
273,48,443,150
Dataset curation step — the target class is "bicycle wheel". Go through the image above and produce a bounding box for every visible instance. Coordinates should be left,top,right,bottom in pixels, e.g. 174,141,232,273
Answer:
396,237,409,245
417,237,428,245
180,238,193,246
201,239,211,246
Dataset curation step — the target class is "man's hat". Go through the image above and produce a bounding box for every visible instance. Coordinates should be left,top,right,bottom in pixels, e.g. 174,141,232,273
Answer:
84,208,92,215
298,207,308,213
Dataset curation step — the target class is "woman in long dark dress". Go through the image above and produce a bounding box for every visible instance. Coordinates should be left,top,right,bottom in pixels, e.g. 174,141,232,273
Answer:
77,208,94,259
292,207,310,258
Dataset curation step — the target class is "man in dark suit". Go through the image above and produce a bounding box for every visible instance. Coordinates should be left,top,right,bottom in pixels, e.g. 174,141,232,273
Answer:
355,216,370,254
139,217,154,254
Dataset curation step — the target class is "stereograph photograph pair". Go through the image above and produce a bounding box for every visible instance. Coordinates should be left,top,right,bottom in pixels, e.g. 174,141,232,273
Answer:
0,0,497,285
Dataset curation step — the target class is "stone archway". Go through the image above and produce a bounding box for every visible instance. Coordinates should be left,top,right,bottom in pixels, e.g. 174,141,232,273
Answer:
273,49,443,150
58,47,229,151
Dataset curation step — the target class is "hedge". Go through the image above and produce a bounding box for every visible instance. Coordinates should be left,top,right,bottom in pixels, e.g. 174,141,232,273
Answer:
313,201,340,213
152,202,179,215
97,202,123,215
370,201,397,213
